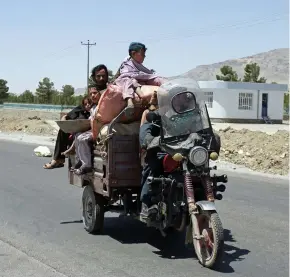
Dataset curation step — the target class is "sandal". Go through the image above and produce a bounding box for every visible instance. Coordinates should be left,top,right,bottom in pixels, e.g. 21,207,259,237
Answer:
74,167,92,175
43,159,65,169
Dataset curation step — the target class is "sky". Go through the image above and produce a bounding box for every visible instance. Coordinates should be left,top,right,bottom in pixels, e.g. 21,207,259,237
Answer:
0,0,288,93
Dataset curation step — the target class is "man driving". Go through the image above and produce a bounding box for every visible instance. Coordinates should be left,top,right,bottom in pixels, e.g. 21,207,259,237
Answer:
138,90,221,219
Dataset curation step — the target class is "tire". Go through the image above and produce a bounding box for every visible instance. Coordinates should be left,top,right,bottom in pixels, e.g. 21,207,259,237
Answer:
82,185,104,234
192,211,224,269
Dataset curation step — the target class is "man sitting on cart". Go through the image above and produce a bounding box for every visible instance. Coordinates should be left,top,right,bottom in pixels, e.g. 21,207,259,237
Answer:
72,64,109,175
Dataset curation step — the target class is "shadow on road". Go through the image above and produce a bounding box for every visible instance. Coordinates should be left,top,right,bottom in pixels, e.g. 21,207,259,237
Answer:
61,217,250,273
215,229,251,273
105,218,250,272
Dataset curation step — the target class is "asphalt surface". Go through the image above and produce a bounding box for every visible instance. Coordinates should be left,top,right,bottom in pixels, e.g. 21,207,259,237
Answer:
0,140,288,277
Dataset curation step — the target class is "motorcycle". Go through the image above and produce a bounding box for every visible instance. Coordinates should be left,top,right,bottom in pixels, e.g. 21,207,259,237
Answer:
141,78,228,268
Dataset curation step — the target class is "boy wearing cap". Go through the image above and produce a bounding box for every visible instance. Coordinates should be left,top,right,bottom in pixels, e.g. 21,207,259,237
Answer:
114,42,165,113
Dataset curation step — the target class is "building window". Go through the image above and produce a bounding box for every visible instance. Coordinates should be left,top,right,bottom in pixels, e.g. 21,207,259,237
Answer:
238,93,253,110
204,91,213,108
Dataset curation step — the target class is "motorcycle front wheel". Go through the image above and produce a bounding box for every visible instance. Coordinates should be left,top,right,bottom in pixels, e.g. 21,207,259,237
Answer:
192,211,224,269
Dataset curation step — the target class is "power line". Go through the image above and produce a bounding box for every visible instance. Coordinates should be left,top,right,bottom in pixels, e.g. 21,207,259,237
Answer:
42,13,287,62
115,13,288,43
81,40,96,89
38,13,288,67
42,44,78,59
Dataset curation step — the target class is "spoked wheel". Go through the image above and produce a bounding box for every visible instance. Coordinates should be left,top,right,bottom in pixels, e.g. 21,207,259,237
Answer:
192,211,224,269
82,185,105,234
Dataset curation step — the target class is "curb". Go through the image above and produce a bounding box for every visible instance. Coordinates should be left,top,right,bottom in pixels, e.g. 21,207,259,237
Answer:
210,161,289,181
0,132,55,147
214,165,289,182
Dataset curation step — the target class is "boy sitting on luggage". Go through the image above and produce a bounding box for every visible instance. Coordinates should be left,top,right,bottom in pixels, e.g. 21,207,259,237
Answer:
114,42,165,114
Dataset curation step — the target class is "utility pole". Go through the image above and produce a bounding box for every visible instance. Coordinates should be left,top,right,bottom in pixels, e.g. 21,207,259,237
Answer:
81,40,96,90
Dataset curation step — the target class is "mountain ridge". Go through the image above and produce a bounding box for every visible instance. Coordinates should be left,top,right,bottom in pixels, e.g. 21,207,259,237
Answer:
75,48,289,95
180,48,289,84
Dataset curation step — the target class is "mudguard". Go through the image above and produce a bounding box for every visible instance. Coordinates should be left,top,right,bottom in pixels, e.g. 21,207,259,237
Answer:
196,200,217,211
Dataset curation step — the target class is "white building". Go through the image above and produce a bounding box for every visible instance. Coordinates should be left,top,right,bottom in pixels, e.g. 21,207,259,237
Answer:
197,81,288,124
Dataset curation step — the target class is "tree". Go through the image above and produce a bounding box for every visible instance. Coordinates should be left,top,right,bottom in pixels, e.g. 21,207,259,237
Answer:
73,95,84,106
284,92,289,113
18,90,34,103
35,77,56,104
216,66,240,82
51,90,61,105
62,85,74,98
0,79,9,103
61,85,75,105
6,93,18,103
243,63,266,83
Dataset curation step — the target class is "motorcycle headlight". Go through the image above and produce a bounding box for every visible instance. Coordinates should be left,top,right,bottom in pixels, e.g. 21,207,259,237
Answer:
188,146,208,166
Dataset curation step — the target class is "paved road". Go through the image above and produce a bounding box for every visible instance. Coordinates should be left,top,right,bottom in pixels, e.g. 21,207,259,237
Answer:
0,140,288,277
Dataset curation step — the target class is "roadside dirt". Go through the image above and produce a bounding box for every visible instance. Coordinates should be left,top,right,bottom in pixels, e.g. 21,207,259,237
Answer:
0,109,59,136
0,109,289,175
216,127,289,175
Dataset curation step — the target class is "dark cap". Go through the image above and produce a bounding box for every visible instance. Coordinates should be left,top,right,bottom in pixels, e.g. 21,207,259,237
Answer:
128,42,147,53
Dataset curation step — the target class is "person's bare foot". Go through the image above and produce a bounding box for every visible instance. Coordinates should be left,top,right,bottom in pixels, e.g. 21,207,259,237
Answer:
74,167,92,175
70,160,82,171
127,98,134,108
125,98,135,117
135,87,143,99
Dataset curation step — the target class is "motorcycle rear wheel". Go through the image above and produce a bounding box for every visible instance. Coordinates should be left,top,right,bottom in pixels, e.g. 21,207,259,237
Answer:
192,211,224,269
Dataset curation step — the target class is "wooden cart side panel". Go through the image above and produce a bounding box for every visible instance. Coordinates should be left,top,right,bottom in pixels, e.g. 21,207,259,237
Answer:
107,135,141,188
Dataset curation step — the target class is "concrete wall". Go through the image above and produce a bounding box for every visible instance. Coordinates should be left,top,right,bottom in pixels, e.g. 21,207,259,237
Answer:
2,103,75,112
202,88,258,119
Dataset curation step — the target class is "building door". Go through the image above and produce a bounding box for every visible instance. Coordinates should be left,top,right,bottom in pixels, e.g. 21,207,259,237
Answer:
261,93,268,117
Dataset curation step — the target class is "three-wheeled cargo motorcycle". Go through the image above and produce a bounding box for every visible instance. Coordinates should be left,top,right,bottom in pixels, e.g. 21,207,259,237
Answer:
57,78,228,269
